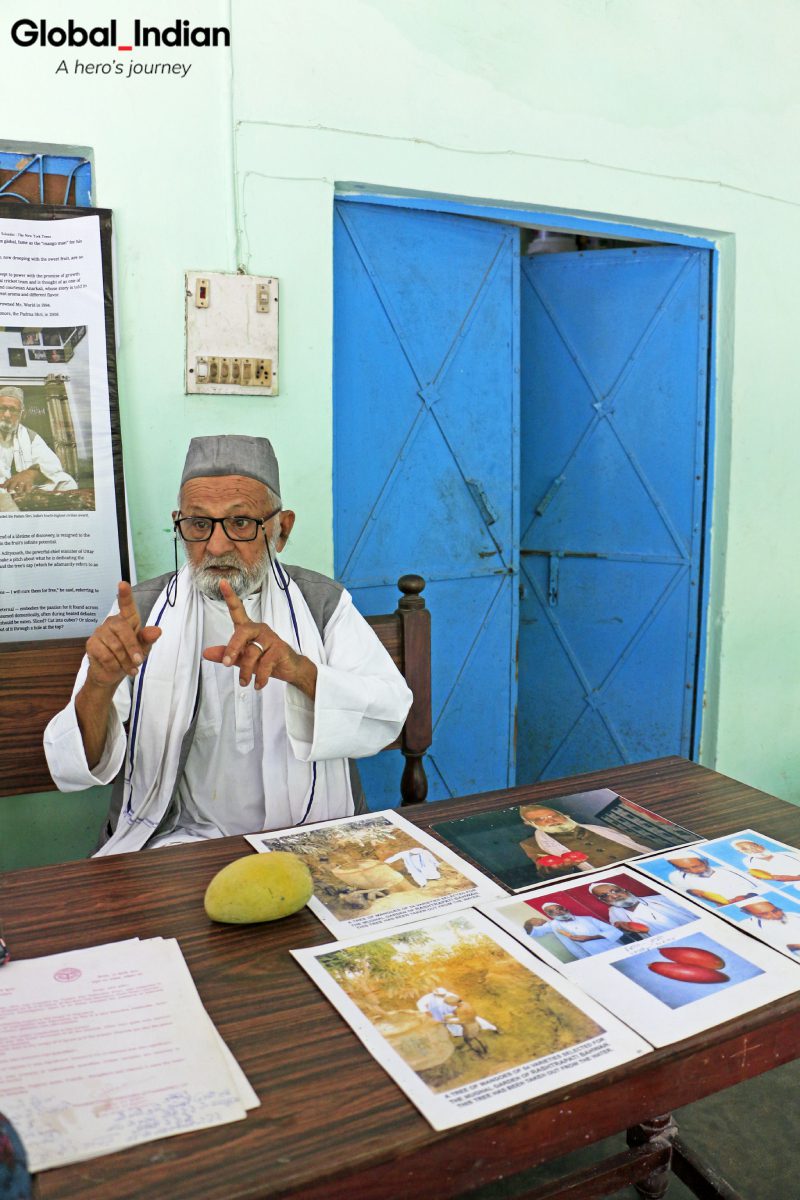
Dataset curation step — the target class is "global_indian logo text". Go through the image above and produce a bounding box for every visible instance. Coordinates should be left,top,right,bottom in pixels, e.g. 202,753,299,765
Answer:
11,19,230,49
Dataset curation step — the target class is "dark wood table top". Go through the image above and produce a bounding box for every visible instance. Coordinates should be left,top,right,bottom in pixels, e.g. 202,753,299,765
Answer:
5,756,800,1200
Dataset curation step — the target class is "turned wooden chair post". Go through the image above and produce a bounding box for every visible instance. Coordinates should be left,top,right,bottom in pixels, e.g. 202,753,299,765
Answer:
395,574,431,806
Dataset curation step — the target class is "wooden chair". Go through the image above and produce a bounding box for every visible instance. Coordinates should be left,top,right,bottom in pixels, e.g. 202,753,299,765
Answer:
0,573,432,806
365,574,431,805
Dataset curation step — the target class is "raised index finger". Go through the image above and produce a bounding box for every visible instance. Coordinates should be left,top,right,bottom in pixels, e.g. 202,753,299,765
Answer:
219,578,249,625
117,581,142,628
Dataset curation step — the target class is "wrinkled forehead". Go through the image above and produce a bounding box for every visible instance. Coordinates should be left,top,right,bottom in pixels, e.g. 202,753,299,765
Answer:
179,474,272,512
0,394,22,412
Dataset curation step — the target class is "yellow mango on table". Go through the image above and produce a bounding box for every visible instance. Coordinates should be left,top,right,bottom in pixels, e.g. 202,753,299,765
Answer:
204,851,313,923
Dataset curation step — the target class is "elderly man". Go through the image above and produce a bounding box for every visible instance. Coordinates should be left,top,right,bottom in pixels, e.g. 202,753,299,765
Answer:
588,881,690,936
523,902,624,958
0,385,77,499
737,898,800,955
518,803,650,874
731,839,800,889
44,435,412,854
666,854,759,907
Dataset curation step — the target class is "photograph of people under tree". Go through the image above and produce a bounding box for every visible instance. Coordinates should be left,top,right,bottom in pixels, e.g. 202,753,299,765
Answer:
318,915,604,1093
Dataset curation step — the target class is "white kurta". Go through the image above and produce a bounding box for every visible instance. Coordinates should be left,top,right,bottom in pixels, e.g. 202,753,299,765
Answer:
385,848,441,887
149,594,280,846
741,910,800,954
44,573,412,849
743,851,800,889
0,425,77,491
667,864,758,904
606,897,690,933
527,915,623,958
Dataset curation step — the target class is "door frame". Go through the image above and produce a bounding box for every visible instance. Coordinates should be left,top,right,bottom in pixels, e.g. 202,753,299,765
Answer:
334,186,724,764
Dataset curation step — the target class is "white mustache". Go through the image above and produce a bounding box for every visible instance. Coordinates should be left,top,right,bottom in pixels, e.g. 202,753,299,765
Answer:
200,552,247,569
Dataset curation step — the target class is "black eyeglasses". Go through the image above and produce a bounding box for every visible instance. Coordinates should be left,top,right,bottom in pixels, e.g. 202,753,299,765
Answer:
174,507,281,543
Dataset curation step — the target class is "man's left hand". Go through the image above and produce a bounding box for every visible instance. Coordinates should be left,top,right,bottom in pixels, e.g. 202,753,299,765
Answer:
203,578,318,699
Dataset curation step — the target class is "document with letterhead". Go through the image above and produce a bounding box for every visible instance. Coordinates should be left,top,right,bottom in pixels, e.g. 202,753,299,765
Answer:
0,937,258,1172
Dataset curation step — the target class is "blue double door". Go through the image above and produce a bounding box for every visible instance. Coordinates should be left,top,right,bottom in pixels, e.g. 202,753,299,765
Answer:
334,199,710,805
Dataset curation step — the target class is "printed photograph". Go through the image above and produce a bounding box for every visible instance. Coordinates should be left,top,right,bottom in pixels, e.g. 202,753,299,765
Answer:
523,872,696,964
699,829,800,894
254,813,482,924
0,323,94,513
724,891,800,959
610,931,764,1010
316,914,605,1093
636,851,769,912
432,788,699,891
482,870,698,967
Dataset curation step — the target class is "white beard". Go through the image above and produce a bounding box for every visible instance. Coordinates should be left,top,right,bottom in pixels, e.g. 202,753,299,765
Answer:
187,528,280,599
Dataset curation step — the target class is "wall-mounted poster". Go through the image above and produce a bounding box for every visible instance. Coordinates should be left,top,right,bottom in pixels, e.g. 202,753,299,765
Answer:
0,204,127,642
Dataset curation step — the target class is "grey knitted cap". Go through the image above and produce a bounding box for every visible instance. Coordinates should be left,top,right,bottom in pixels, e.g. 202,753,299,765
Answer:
180,435,281,499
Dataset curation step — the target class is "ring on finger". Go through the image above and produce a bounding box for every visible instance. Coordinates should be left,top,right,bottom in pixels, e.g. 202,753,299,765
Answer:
250,640,265,654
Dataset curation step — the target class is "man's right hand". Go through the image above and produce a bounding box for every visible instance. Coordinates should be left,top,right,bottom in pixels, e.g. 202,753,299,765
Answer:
85,582,162,689
76,583,163,769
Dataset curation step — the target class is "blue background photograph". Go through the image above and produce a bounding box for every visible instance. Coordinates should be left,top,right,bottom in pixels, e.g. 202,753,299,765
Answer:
610,930,763,1010
722,888,800,927
701,829,800,874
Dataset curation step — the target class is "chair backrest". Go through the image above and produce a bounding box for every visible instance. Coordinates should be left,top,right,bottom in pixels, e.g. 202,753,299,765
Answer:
0,573,432,806
365,574,431,806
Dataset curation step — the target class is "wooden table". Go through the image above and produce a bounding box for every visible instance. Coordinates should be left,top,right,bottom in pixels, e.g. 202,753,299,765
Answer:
4,756,800,1200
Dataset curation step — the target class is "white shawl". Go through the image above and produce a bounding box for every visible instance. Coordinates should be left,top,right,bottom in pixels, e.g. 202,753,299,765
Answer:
94,565,353,855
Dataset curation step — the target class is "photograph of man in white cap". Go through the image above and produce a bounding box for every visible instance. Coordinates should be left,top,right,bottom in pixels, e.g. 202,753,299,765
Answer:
523,901,624,960
588,880,693,936
44,435,412,853
731,839,800,890
0,384,77,503
665,854,760,907
736,898,800,955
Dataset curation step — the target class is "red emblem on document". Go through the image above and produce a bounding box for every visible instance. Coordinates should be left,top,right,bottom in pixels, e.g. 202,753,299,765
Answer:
53,967,82,982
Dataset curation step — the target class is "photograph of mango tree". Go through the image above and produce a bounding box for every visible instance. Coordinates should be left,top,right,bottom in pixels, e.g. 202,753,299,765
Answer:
318,914,605,1092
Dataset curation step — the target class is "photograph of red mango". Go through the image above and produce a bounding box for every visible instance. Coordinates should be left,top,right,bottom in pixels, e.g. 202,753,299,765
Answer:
649,960,730,984
648,945,729,984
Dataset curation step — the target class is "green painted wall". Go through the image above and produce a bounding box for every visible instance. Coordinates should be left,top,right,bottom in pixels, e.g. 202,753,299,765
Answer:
4,0,799,869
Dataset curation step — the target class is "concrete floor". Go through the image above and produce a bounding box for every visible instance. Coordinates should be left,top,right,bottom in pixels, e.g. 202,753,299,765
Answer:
469,1057,799,1198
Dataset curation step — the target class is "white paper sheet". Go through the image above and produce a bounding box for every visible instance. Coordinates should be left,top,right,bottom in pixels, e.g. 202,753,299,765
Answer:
478,867,800,1046
0,937,257,1171
636,830,800,963
0,214,125,643
246,809,504,938
293,909,650,1131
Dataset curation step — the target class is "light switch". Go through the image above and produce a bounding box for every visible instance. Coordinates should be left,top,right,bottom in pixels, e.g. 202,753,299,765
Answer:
195,278,210,308
185,272,279,395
